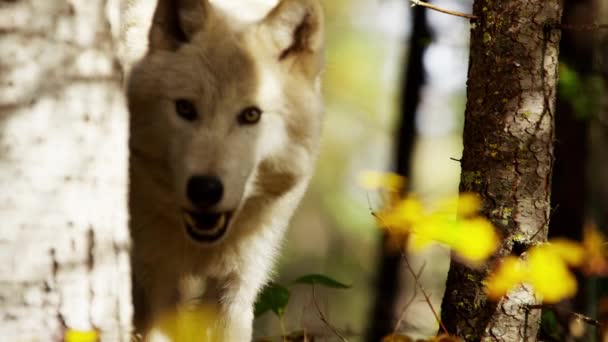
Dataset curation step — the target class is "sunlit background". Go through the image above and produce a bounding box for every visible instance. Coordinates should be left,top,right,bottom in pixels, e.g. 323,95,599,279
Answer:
245,0,473,339
4,0,608,340
118,0,608,339
118,0,473,338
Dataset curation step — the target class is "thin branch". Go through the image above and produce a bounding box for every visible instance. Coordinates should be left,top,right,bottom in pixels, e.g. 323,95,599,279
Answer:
368,195,448,335
310,284,349,342
408,1,608,29
409,0,608,31
528,304,604,327
556,23,608,31
402,256,449,335
392,262,426,334
367,191,448,335
409,0,477,20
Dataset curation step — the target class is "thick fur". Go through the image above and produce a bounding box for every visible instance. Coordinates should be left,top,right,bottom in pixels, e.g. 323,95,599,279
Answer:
125,0,324,340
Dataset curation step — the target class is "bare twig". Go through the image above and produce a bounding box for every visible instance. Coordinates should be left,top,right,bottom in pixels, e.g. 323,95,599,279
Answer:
310,284,349,342
408,1,608,30
528,304,604,327
402,256,450,335
392,262,426,334
409,0,477,20
366,189,449,335
556,23,608,31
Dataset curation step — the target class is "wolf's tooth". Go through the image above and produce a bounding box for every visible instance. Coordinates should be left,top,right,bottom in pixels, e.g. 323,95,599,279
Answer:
183,212,195,227
212,214,226,231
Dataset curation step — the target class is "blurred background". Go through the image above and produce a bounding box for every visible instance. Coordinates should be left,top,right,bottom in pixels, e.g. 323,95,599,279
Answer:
2,0,607,340
252,0,473,340
119,0,608,340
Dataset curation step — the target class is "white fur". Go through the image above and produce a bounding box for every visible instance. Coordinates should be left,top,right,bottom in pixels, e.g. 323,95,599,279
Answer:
123,0,324,340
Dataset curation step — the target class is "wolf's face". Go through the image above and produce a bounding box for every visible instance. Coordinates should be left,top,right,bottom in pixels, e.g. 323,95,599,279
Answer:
128,0,323,244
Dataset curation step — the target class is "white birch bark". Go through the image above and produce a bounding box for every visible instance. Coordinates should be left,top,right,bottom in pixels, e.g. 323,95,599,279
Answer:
0,0,131,340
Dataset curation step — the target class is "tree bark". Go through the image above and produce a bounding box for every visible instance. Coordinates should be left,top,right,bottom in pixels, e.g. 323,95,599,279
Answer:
0,0,131,340
440,1,562,341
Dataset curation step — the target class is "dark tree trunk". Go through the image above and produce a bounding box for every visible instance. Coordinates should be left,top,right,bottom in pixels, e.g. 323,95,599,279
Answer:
544,1,594,331
440,0,562,340
365,4,431,341
539,1,592,336
550,0,594,244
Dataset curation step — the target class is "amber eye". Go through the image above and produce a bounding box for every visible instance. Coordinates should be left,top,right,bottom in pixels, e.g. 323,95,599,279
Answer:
237,106,262,125
175,99,197,121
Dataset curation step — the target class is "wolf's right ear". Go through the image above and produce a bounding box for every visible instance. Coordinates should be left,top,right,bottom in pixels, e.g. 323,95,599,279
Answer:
149,0,209,51
260,0,324,76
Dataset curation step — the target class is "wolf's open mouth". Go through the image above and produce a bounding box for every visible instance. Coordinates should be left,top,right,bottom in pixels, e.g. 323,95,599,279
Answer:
182,210,232,243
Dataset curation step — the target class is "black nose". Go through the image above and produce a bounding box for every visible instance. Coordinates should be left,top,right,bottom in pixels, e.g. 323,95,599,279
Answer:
186,175,223,208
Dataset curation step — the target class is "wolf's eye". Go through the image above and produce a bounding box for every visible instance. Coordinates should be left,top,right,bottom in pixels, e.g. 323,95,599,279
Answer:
237,106,262,125
175,99,197,121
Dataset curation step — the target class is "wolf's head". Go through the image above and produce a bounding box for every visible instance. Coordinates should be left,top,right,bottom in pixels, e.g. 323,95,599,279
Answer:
128,0,324,245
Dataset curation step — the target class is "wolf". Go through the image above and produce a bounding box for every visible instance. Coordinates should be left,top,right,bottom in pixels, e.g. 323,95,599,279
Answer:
125,0,324,340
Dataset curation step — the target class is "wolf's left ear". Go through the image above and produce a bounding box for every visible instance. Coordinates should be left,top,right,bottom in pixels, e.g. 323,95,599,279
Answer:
149,0,209,51
261,0,324,76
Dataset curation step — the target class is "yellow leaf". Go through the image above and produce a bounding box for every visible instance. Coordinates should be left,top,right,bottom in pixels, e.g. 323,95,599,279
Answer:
434,334,465,342
409,232,435,252
487,243,580,303
546,239,585,266
486,256,526,300
434,193,481,218
582,224,608,274
358,171,405,192
149,304,221,342
457,193,482,217
412,217,497,264
64,330,98,342
528,247,578,302
377,195,424,230
382,333,414,341
451,218,499,263
583,224,605,256
370,190,497,265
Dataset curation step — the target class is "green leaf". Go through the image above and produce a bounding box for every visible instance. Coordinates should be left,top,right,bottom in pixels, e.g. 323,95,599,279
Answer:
541,310,563,341
254,282,290,318
292,274,351,289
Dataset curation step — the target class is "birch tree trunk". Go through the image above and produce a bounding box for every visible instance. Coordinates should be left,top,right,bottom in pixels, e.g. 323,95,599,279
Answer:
0,0,131,340
439,0,562,340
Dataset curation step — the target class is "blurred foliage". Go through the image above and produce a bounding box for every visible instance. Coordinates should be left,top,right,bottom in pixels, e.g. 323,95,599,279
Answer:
64,329,99,342
255,282,291,318
292,274,352,288
558,63,604,120
383,334,463,342
263,0,465,339
147,304,221,342
360,172,499,265
261,0,408,337
540,310,563,341
487,225,608,303
255,274,351,320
